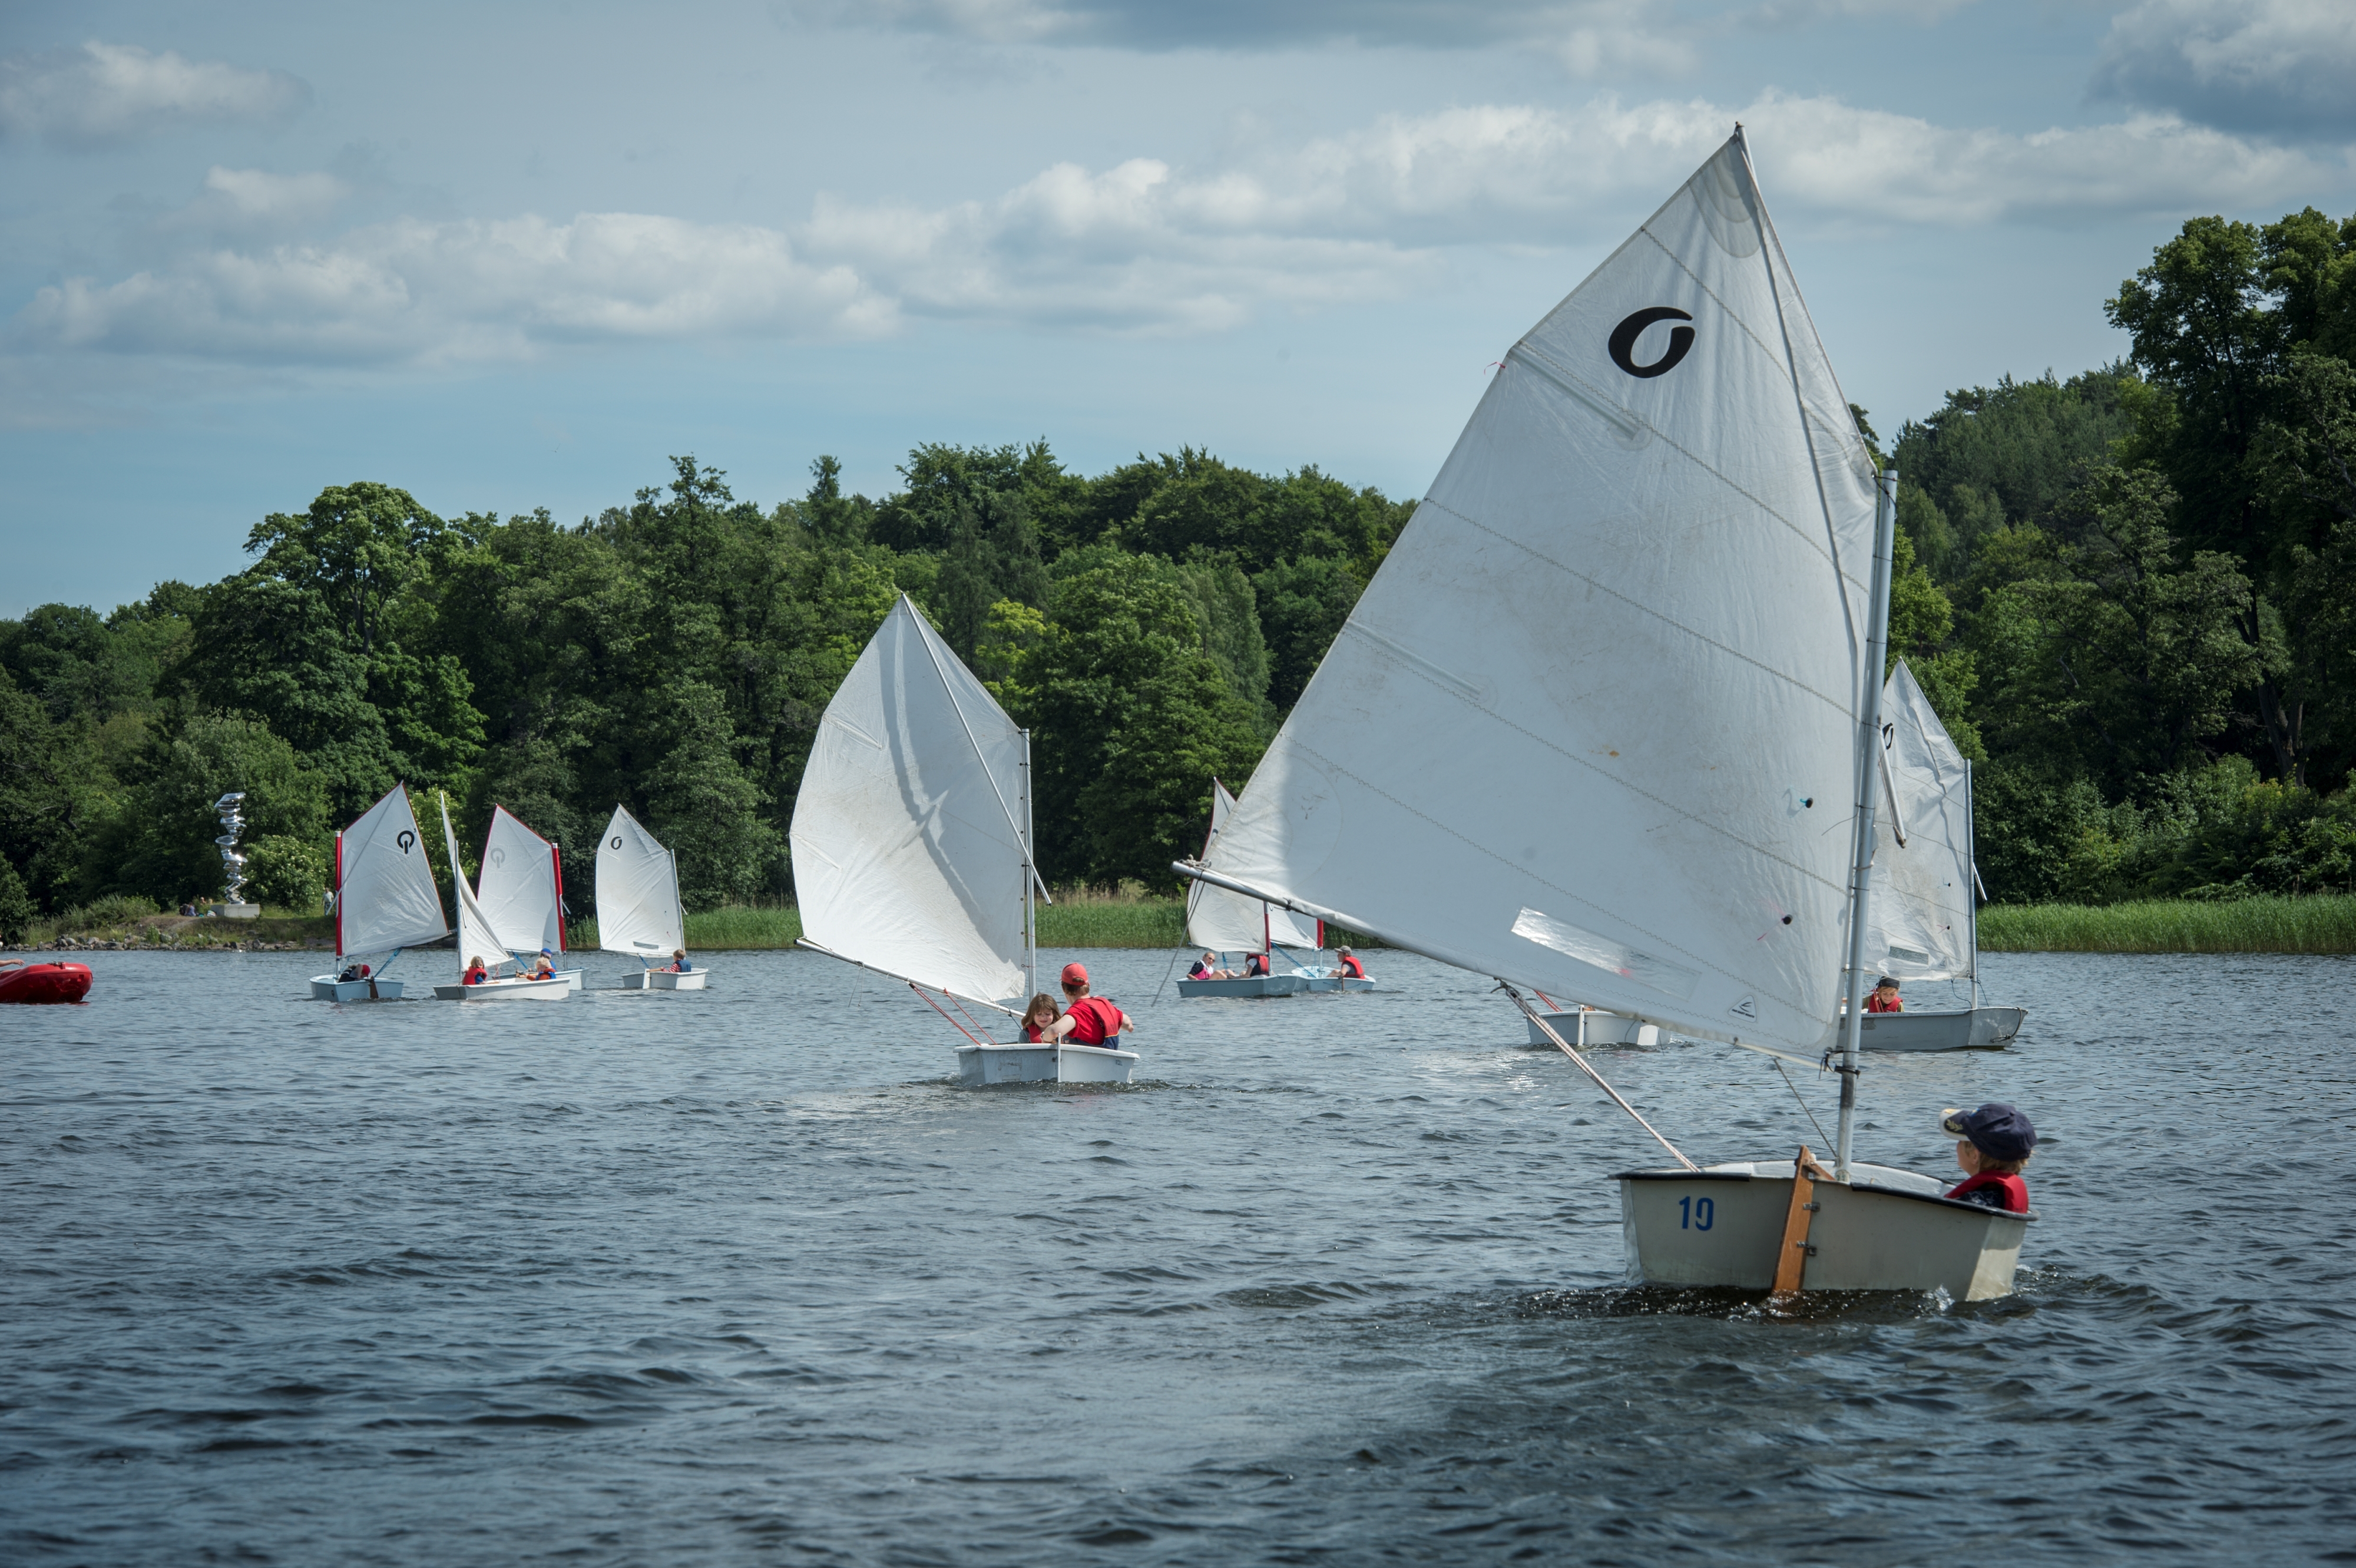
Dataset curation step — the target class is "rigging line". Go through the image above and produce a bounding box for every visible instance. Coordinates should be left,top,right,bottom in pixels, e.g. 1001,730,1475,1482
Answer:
1773,1056,1834,1151
1151,940,1184,1007
1416,498,1851,717
1499,981,1698,1170
912,982,993,1047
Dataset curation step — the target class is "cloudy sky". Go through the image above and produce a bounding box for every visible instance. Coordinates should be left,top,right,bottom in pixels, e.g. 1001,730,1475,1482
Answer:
5,0,2353,613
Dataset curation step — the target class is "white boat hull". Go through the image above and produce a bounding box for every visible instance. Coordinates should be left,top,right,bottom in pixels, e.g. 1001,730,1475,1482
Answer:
309,975,409,1001
1843,1005,2024,1051
1176,973,1371,998
617,968,707,990
1528,1009,1662,1047
1616,1160,2033,1300
431,977,574,1002
954,1042,1139,1085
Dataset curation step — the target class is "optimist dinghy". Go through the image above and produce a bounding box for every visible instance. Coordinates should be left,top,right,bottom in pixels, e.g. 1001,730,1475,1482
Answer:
792,595,1135,1086
475,806,581,989
1177,130,2030,1298
1179,779,1369,998
310,783,448,1001
431,793,569,1002
1848,660,2024,1051
595,806,706,990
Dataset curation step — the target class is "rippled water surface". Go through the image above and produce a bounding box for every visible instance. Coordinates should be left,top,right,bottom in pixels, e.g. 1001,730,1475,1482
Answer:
4,948,2351,1564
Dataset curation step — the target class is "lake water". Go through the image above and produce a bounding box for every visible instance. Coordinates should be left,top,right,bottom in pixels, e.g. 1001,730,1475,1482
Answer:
3,948,2350,1564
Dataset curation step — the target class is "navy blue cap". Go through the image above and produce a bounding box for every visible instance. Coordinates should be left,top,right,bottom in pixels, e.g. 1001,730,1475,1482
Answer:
1940,1103,2036,1162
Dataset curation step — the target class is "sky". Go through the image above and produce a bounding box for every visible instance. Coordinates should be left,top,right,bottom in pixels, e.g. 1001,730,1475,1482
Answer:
4,0,2354,614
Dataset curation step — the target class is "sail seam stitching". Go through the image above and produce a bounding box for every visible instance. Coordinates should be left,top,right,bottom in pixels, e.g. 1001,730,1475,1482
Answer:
1504,342,1860,595
1419,498,1850,716
1278,735,1817,1025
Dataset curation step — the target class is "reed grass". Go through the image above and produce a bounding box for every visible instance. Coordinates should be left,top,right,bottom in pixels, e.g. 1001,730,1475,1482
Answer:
1978,895,2356,954
569,899,1195,951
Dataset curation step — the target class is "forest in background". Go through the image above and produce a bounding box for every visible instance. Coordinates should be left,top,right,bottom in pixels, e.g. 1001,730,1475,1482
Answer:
3,203,2355,937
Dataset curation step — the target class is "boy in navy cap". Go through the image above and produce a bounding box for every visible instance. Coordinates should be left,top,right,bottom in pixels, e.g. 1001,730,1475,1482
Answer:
1940,1103,2036,1213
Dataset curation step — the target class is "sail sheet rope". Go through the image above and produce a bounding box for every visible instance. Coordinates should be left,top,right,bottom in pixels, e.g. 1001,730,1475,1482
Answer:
910,982,995,1047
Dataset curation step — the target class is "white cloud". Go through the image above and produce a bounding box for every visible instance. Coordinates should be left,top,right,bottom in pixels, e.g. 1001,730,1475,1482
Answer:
15,213,889,364
2090,0,2356,138
0,41,309,150
10,92,2322,363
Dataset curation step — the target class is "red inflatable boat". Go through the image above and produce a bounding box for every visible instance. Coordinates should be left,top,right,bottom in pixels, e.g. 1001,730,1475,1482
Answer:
0,960,94,1004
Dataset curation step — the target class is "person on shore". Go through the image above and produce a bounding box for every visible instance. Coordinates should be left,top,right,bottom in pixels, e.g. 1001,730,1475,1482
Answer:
1020,993,1060,1043
1035,962,1133,1050
463,955,489,986
1331,947,1366,981
1866,977,1903,1013
1940,1103,2036,1212
666,949,692,973
1188,952,1234,980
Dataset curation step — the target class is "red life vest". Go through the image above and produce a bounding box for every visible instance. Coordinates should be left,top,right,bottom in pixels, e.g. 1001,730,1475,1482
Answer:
1063,995,1123,1044
1865,991,1901,1013
1944,1171,2028,1212
1339,954,1365,978
1023,1020,1050,1043
464,965,488,986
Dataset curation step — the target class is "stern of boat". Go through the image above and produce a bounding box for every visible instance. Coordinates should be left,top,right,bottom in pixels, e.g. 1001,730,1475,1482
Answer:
648,970,707,990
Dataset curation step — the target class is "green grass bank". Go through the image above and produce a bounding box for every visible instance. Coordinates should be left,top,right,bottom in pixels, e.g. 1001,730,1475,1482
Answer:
1978,895,2356,954
651,898,1190,951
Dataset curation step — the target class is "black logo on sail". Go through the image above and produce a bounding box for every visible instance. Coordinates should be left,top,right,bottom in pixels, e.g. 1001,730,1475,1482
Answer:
396,830,416,854
1608,307,1695,378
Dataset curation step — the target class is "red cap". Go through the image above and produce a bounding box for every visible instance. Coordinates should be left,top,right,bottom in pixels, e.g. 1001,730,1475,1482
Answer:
1060,962,1088,988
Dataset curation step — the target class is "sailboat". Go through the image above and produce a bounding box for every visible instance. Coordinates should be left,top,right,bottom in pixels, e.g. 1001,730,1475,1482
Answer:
476,806,582,990
431,793,570,1001
309,783,448,1001
595,806,705,990
1179,778,1366,997
792,594,1136,1086
1852,660,2024,1050
1176,131,2031,1299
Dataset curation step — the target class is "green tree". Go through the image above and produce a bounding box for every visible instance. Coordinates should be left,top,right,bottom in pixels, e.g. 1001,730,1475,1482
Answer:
105,712,328,905
2252,350,2356,786
1254,555,1362,713
641,682,777,910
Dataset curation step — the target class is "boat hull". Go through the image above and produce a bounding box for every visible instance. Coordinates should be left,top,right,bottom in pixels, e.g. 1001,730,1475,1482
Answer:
1847,1005,2024,1051
1616,1160,2033,1300
1528,1009,1662,1047
431,977,573,1002
1177,974,1308,998
0,961,94,1004
617,968,707,990
954,1042,1139,1085
309,975,409,1001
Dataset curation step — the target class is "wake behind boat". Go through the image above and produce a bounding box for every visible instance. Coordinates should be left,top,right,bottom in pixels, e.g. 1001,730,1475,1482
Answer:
1177,131,2030,1299
792,595,1135,1086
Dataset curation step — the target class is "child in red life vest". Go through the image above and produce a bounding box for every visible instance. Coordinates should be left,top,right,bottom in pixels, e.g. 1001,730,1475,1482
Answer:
1941,1103,2036,1212
463,955,489,986
1037,962,1132,1048
1332,947,1366,980
1020,994,1058,1043
1865,977,1902,1012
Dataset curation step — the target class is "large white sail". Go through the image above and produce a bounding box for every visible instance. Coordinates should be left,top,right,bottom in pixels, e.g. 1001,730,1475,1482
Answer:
335,784,449,957
595,806,684,958
1210,133,1879,1054
1868,660,1975,981
477,805,565,956
790,594,1032,1007
441,793,511,971
1189,780,1321,952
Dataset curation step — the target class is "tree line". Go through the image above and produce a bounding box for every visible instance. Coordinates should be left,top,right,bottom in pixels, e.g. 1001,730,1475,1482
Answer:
5,204,2354,937
0,442,1407,935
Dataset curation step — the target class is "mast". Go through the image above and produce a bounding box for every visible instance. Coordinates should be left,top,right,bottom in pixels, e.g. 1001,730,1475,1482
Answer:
1965,757,1980,1010
1022,728,1037,998
1834,467,1899,1181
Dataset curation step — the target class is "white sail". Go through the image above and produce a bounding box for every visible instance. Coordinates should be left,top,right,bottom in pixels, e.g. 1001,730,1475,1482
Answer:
1211,133,1879,1055
441,793,511,972
477,805,565,956
790,594,1031,1007
1189,780,1321,952
595,805,684,958
335,784,448,957
1868,660,1975,981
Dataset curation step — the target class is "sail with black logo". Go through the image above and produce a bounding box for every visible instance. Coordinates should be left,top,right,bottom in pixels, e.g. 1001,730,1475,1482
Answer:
594,806,704,990
310,783,448,1001
1177,131,2036,1298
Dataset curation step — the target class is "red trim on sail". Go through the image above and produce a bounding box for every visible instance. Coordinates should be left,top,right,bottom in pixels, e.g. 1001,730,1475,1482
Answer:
551,842,566,952
333,831,345,956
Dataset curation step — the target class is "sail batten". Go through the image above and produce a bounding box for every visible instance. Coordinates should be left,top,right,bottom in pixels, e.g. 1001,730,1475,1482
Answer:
1212,133,1877,1055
